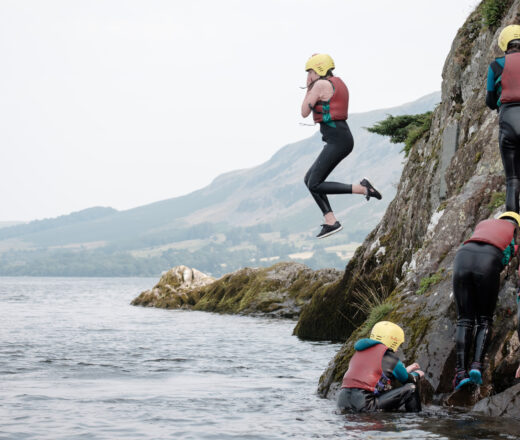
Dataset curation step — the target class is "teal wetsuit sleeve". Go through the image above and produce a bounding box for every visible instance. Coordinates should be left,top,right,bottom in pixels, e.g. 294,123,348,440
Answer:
487,65,496,91
392,360,410,383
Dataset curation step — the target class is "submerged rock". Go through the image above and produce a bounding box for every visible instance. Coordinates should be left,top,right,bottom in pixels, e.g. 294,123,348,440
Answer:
132,262,341,319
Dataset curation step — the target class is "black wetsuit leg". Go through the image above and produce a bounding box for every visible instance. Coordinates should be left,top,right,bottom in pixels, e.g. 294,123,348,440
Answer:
304,121,354,215
337,384,421,413
453,242,503,370
337,388,376,412
375,383,421,412
499,104,520,213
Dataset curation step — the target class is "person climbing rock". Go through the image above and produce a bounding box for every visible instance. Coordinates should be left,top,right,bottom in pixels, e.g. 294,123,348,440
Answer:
486,24,520,213
337,321,424,412
516,285,520,380
301,53,382,239
452,211,520,390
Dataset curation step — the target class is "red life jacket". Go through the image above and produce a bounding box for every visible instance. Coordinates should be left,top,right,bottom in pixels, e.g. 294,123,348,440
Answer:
341,343,388,392
501,52,520,103
463,219,516,250
312,76,349,124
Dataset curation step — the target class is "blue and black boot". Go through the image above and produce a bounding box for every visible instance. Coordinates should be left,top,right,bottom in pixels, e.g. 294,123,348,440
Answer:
469,362,483,385
453,368,471,390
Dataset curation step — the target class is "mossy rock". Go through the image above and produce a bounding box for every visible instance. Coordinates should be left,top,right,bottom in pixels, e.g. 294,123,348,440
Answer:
132,262,342,320
194,262,341,318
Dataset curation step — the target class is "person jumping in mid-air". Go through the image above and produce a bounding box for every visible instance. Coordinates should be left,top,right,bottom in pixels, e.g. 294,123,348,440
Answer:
301,53,382,239
486,24,520,212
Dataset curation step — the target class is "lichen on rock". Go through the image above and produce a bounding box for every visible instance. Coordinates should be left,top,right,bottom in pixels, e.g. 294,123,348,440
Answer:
131,265,215,308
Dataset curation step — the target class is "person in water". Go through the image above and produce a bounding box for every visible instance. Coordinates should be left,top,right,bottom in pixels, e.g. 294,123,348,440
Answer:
452,211,520,390
486,24,520,213
301,54,382,239
337,321,424,412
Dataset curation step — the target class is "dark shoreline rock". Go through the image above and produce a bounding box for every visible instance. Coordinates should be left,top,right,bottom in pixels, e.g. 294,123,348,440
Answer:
472,383,520,418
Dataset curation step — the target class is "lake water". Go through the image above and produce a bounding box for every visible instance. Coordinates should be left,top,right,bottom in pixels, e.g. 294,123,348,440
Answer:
1,277,519,439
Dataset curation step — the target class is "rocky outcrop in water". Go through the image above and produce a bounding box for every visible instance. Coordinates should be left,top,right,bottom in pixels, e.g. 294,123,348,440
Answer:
299,0,520,413
131,265,215,308
132,262,342,319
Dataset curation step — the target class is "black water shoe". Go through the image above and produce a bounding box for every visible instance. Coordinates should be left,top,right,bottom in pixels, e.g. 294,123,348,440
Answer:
316,221,343,239
360,178,382,201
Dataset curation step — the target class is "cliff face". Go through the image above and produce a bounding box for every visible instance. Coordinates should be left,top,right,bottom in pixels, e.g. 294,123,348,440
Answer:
302,0,520,412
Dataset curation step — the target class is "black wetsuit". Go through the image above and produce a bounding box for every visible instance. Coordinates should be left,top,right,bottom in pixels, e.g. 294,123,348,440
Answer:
499,104,520,212
303,121,354,215
337,343,421,413
452,242,504,371
487,54,520,212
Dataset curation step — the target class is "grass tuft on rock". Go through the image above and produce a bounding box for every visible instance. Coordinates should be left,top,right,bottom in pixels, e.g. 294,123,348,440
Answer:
487,191,506,210
417,268,446,295
359,303,394,337
481,0,514,28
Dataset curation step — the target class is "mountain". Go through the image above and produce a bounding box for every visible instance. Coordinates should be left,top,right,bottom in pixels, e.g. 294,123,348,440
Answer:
0,93,439,276
0,221,24,229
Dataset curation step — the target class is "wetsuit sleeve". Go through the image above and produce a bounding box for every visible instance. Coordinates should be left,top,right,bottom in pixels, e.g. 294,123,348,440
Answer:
392,360,416,384
486,65,499,110
487,65,496,92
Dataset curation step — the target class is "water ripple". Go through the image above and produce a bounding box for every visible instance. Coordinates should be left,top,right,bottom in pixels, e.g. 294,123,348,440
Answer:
1,277,520,439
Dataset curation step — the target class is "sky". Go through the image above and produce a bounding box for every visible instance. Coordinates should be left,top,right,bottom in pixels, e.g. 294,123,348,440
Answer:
0,0,480,222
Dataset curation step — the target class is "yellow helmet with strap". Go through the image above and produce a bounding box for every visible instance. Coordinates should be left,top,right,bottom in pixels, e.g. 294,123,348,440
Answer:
305,54,335,76
498,25,520,51
498,211,520,225
370,321,405,351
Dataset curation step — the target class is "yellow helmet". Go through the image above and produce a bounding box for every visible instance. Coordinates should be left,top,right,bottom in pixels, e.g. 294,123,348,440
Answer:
498,211,520,225
498,25,520,51
370,321,405,351
305,53,335,76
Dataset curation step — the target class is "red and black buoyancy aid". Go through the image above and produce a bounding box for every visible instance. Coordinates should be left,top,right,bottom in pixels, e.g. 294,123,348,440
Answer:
341,343,388,392
501,52,520,104
463,219,516,250
311,76,349,124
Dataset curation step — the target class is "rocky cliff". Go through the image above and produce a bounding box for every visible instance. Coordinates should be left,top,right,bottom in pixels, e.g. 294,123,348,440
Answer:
299,0,520,414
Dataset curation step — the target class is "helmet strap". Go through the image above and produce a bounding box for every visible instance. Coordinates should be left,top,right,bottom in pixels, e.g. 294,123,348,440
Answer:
300,78,320,90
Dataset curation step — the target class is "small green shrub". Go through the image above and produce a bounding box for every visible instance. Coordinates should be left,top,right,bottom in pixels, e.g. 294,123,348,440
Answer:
481,0,513,28
366,112,433,157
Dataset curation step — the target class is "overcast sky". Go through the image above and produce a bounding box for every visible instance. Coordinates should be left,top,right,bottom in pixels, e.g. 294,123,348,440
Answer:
0,0,480,222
